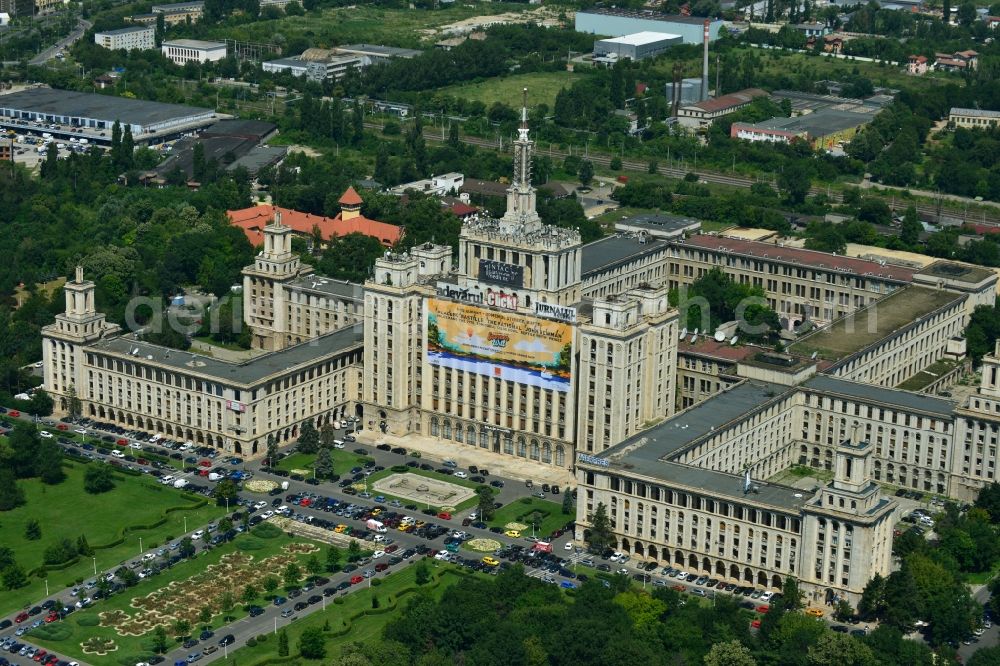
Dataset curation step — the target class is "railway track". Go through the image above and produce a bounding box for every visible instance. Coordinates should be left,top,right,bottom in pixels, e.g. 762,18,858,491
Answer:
365,122,1000,227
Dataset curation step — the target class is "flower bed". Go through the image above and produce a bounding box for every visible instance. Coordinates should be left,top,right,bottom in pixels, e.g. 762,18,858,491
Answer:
465,538,502,552
243,479,278,493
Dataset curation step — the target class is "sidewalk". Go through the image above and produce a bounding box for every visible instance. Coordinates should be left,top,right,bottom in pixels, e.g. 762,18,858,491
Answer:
356,429,576,487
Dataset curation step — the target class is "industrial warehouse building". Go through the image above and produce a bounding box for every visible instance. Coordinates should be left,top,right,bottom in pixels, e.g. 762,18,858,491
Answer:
575,9,723,44
0,87,216,144
593,31,681,62
730,108,877,150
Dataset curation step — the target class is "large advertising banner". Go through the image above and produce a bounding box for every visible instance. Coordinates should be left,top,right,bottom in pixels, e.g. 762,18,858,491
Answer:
426,298,572,392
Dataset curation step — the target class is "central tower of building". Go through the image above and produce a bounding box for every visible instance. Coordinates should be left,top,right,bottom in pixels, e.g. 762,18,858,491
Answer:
457,89,583,306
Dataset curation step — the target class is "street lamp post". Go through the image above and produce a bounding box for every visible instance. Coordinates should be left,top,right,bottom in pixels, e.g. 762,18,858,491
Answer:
138,537,143,555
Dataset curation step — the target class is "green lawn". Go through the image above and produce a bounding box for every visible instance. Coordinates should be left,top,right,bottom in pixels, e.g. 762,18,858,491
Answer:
275,450,373,477
28,529,324,664
488,496,571,538
224,563,472,663
1,461,226,618
200,3,530,50
440,70,584,112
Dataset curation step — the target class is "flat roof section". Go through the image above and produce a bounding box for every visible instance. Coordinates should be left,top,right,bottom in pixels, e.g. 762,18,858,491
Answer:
0,88,213,130
598,31,681,46
789,286,962,363
803,375,956,418
680,235,915,282
916,261,996,285
614,213,701,239
90,324,363,386
162,39,226,49
581,234,670,278
744,109,875,138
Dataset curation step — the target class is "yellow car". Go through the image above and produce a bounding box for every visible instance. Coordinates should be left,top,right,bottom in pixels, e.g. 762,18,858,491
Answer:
334,524,347,533
804,607,824,618
504,530,521,538
371,508,382,516
482,556,500,566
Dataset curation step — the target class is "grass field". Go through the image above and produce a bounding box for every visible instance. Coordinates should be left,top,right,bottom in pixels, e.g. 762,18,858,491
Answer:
28,529,322,664
202,3,530,50
224,563,471,663
275,450,373,477
1,462,226,618
440,70,584,112
488,496,570,538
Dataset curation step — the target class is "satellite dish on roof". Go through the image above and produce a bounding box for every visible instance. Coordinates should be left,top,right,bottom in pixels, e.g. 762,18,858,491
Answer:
690,334,697,343
692,328,699,336
730,336,739,345
811,351,818,360
714,330,726,342
680,327,687,338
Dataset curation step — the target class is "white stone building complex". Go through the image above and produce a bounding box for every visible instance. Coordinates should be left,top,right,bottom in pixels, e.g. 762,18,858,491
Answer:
41,93,1000,605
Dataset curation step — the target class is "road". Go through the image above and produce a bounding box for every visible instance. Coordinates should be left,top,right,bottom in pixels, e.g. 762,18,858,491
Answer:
363,121,1000,228
28,17,89,66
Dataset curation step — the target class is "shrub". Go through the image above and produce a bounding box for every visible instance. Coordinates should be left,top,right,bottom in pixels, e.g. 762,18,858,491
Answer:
76,616,100,627
391,465,408,473
252,523,282,539
334,597,345,605
246,637,257,647
256,634,268,643
371,578,382,587
519,497,532,505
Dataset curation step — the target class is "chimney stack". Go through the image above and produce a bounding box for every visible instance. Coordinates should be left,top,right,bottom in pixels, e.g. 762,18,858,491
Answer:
702,19,710,101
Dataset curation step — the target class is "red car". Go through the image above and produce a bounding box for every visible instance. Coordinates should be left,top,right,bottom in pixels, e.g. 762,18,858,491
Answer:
32,649,46,662
385,544,398,553
199,460,211,467
756,605,770,614
9,410,19,418
44,612,58,623
300,498,311,507
116,438,127,446
199,469,209,476
44,656,59,666
56,423,68,431
14,612,28,623
437,512,452,520
751,620,761,629
350,576,363,585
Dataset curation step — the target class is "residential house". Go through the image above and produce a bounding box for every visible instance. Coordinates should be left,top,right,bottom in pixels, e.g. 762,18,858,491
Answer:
907,54,928,75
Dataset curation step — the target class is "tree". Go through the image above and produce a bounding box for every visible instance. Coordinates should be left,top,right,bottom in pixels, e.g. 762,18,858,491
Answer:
278,629,289,657
578,160,594,187
957,1,976,25
777,160,812,205
808,632,877,666
192,142,207,183
218,517,233,533
834,599,854,622
266,434,278,467
900,205,921,245
263,575,280,596
24,518,41,541
121,567,139,587
212,478,238,507
325,547,342,573
2,564,27,590
173,618,191,638
315,446,333,480
199,606,212,626
242,583,258,605
298,420,319,454
348,539,362,562
704,640,757,666
283,562,302,589
219,589,236,614
37,439,65,485
66,385,82,420
561,488,574,516
320,423,337,449
858,572,885,620
0,468,25,510
83,465,115,494
476,487,495,522
151,625,168,654
179,536,195,558
587,502,615,554
299,626,326,659
40,141,58,179
415,559,430,586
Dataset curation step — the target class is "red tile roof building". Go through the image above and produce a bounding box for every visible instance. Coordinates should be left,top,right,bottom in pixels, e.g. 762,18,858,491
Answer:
228,187,402,248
